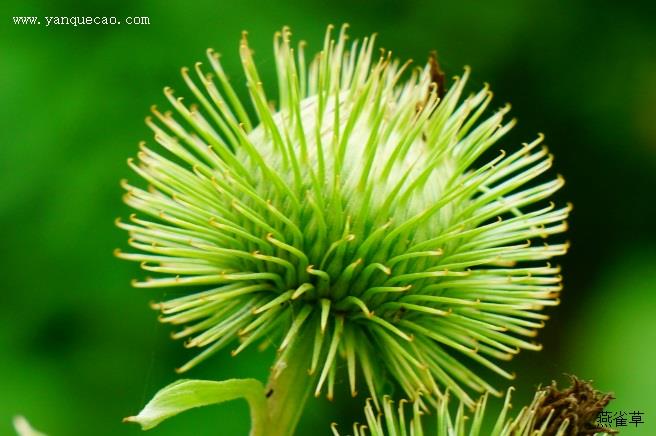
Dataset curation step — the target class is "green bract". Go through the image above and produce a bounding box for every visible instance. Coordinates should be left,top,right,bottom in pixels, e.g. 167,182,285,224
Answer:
117,24,570,408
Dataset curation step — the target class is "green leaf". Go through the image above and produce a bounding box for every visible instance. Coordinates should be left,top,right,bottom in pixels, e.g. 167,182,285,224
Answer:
124,378,268,434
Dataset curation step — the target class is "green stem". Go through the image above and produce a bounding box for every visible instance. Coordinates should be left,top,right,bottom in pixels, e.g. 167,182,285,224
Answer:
265,328,319,436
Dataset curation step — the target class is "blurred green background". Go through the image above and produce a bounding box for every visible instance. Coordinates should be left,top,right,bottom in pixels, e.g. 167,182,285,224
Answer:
1,0,655,434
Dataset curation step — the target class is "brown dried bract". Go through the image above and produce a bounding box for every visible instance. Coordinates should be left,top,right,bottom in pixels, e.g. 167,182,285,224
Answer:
417,50,446,117
418,51,446,141
532,375,617,435
428,50,446,100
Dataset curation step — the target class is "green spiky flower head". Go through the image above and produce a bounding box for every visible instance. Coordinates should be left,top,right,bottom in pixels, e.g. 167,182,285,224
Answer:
117,24,570,408
334,376,616,436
